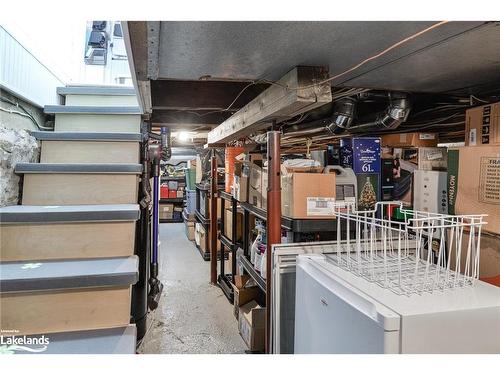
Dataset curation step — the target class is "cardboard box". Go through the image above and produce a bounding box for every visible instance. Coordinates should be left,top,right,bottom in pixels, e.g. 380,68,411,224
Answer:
281,168,336,219
248,164,263,208
224,208,243,242
233,284,260,319
184,220,195,241
465,102,500,146
450,232,500,279
224,251,233,273
417,147,448,171
353,138,381,210
381,132,438,148
233,162,249,202
261,167,268,209
447,146,500,235
234,275,251,289
238,301,265,352
194,223,202,247
382,146,447,205
159,203,174,220
196,223,221,252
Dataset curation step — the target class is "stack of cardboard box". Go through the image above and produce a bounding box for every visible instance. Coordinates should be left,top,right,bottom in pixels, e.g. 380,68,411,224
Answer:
380,132,447,210
447,102,500,280
232,152,337,219
231,275,265,352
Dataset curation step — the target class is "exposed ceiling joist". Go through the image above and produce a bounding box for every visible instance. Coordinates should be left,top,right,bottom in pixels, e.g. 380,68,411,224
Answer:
207,66,332,145
150,80,269,111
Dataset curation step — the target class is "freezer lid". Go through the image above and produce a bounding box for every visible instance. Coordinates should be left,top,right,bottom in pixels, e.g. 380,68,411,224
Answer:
316,254,500,316
0,204,140,223
297,255,401,331
0,256,139,293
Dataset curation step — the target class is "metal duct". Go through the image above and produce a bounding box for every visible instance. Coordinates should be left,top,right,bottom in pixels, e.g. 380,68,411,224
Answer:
282,91,410,141
160,127,172,161
348,91,411,131
326,97,356,134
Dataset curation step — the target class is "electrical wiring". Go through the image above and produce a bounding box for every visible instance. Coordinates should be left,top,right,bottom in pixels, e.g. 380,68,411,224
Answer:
411,104,469,118
470,94,489,104
285,21,450,91
405,112,464,127
0,96,53,130
169,21,450,127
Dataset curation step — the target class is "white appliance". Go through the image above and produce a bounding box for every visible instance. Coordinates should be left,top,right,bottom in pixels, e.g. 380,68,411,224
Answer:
413,170,448,214
294,254,500,354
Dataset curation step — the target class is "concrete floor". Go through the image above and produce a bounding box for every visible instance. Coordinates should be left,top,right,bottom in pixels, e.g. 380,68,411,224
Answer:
138,223,247,354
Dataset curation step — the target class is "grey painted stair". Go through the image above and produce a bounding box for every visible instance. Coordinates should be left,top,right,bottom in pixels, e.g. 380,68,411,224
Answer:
0,256,139,293
1,204,139,261
15,162,142,174
57,86,137,96
15,163,142,205
1,256,138,335
45,105,141,114
31,132,142,163
8,325,137,354
0,203,140,223
44,105,142,133
57,86,138,107
32,131,142,141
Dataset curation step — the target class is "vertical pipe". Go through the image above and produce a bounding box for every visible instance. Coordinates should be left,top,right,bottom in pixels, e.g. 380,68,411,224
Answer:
266,130,281,354
210,153,218,285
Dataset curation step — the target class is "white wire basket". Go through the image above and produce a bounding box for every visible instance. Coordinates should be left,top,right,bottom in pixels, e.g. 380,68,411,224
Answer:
326,201,487,296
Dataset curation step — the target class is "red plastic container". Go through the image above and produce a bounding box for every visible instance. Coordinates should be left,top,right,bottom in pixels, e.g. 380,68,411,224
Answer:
168,190,177,198
160,186,169,199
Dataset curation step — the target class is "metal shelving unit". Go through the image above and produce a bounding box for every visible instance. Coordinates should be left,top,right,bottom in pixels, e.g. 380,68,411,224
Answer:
238,252,266,292
217,189,240,302
160,175,186,223
195,183,225,261
237,201,344,296
159,197,184,204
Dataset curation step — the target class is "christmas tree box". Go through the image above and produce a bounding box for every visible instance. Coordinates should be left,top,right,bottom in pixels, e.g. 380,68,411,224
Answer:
352,138,381,210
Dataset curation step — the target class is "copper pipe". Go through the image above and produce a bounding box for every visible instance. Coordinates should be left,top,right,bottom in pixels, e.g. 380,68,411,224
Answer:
266,130,281,354
210,154,218,285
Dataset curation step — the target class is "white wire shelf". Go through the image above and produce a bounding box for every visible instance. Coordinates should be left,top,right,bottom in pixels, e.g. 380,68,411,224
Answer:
327,201,487,296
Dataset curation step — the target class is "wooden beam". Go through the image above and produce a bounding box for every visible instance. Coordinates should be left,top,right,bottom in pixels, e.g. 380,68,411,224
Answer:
207,66,332,145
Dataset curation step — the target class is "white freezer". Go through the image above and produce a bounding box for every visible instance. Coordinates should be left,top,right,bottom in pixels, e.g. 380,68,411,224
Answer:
294,254,500,354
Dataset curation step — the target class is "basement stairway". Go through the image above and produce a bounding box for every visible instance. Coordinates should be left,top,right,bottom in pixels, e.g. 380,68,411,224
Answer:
0,86,143,354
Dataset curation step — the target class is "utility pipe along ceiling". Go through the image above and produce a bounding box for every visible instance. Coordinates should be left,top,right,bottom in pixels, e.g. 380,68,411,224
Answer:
125,21,500,146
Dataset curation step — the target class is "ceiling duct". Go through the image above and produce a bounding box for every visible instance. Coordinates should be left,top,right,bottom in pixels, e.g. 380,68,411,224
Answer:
326,97,356,134
348,91,411,132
